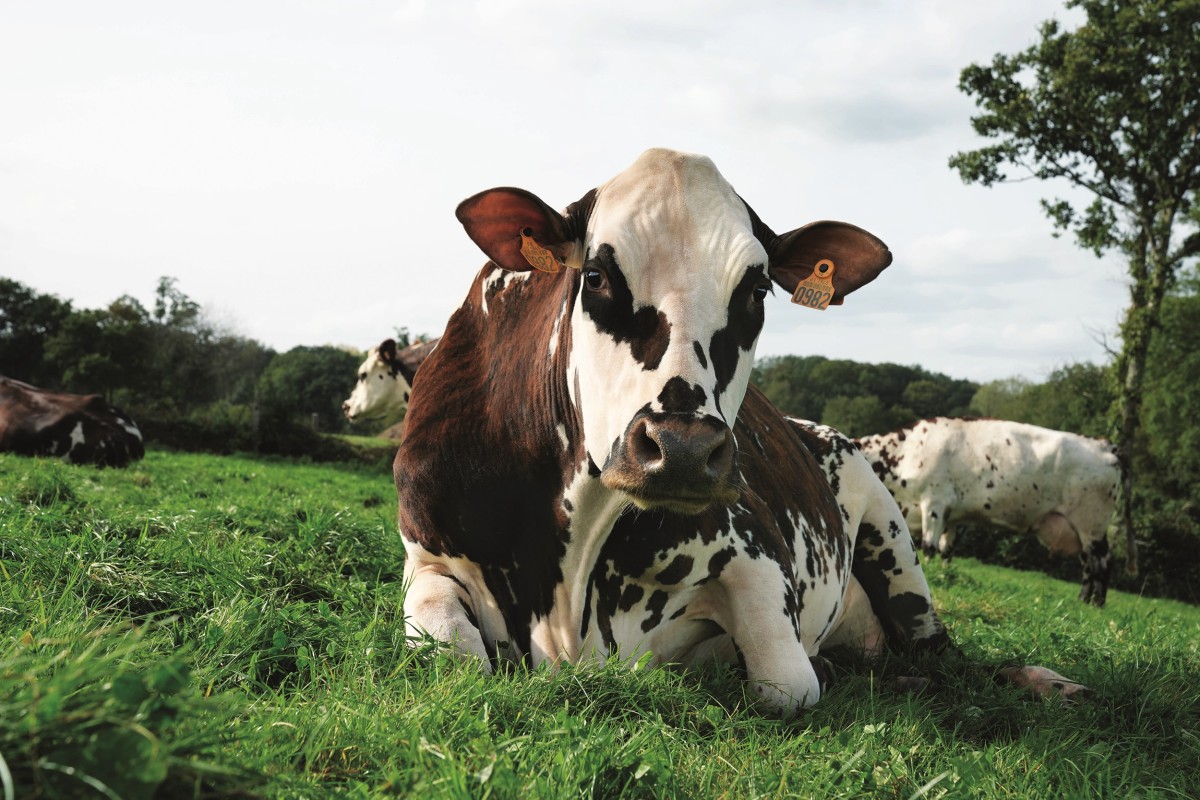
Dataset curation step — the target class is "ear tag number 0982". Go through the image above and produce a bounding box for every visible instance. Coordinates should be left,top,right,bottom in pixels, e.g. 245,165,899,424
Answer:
520,228,563,274
790,259,836,311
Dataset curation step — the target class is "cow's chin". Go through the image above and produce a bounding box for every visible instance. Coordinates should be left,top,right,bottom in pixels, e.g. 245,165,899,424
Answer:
603,478,742,516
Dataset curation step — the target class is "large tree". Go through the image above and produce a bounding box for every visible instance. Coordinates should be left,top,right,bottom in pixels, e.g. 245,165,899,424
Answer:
0,279,73,386
949,0,1200,580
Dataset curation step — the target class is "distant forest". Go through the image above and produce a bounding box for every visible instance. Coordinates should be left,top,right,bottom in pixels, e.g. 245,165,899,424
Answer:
4,273,1200,600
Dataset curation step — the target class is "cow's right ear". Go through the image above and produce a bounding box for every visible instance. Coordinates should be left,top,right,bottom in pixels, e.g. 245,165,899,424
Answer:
378,339,397,364
456,188,577,273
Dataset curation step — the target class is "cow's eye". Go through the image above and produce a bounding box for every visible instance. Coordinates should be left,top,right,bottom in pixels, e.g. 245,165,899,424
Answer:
358,372,367,382
752,281,772,303
582,268,608,293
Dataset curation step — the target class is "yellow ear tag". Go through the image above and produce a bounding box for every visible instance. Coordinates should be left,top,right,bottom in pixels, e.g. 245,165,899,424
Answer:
790,259,836,310
519,228,563,274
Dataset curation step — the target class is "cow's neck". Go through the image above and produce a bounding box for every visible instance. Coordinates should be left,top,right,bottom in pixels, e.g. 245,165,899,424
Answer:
527,462,629,665
527,320,635,663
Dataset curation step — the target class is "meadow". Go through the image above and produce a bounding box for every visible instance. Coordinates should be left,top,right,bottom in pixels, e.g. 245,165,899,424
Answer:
2,449,1198,799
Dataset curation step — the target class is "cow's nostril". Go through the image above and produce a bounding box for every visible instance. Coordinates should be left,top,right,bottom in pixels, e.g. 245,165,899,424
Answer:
707,433,733,477
633,421,662,467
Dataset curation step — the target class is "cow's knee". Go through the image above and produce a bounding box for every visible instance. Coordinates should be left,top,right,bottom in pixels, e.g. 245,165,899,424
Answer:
749,665,823,718
403,567,493,668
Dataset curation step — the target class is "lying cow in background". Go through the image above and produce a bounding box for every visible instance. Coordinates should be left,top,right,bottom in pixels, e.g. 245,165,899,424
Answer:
394,148,1079,715
855,417,1122,606
0,376,144,468
342,338,440,423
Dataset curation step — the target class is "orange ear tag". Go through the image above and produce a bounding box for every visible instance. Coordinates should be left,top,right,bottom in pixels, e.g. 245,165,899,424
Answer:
519,228,563,274
790,259,836,311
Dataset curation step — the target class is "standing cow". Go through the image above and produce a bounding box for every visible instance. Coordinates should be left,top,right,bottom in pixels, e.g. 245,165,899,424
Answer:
0,376,144,468
393,148,961,716
343,338,440,423
855,417,1122,606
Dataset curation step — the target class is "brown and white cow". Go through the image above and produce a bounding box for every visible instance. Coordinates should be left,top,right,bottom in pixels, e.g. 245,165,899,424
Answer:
343,338,440,422
854,417,1122,606
393,148,952,716
0,376,144,468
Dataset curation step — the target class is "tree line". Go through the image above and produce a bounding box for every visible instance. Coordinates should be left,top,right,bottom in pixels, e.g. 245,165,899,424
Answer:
0,276,379,455
4,270,1200,599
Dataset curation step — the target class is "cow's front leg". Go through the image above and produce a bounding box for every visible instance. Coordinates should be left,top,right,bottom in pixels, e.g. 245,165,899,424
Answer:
1078,535,1111,607
919,498,945,559
852,496,950,652
402,557,492,669
713,559,822,717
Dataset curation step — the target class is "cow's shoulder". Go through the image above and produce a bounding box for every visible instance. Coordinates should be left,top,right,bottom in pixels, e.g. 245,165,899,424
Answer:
732,387,843,548
393,261,586,619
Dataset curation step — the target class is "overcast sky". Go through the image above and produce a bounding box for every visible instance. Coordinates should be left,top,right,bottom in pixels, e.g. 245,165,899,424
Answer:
1,1,1129,383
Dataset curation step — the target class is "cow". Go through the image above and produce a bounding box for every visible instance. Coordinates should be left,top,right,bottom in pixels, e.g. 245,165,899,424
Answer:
790,417,1090,701
394,149,1077,715
854,417,1122,606
343,338,440,423
353,334,938,661
0,376,144,468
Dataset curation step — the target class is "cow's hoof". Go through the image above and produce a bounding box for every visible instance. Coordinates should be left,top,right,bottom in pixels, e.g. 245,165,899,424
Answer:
810,656,835,694
1078,582,1107,607
996,665,1091,704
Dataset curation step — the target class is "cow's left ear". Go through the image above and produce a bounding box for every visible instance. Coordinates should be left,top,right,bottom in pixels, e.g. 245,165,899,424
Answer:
457,188,590,273
764,221,892,305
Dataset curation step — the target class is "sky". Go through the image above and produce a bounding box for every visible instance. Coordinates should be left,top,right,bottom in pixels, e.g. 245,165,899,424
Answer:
0,0,1130,384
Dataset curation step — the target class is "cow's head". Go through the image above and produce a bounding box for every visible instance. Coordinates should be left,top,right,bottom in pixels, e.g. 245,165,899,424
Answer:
458,148,890,514
343,338,415,422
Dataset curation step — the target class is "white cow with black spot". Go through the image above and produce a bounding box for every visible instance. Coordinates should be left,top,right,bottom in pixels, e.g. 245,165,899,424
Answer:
394,150,1087,716
855,417,1122,606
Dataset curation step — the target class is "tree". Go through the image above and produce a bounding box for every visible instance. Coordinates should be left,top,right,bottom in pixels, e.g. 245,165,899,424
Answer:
970,377,1035,420
820,395,889,438
1142,270,1200,497
258,346,360,432
0,279,73,386
43,296,154,400
949,0,1200,574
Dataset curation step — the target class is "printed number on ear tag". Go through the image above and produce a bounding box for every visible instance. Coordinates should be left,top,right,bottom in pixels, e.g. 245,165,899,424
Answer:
790,259,836,311
519,228,562,273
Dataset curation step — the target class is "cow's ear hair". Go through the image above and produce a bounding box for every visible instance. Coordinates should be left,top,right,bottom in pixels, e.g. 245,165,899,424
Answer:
456,188,579,272
379,339,397,364
765,220,892,305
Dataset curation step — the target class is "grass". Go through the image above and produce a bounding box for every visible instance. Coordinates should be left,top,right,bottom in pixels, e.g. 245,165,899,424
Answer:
1,450,1198,798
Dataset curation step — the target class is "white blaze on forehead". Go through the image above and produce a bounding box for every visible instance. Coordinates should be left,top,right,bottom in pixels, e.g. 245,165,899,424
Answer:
69,421,87,448
571,149,768,464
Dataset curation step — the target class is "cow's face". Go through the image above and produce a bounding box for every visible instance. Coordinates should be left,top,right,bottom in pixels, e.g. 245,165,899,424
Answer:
343,339,410,422
568,153,769,513
457,149,891,514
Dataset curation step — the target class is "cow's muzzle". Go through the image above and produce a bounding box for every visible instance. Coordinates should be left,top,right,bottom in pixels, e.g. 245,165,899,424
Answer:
601,413,739,514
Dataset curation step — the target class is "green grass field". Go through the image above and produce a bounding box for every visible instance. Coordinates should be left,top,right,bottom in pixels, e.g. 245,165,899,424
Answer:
2,450,1198,799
